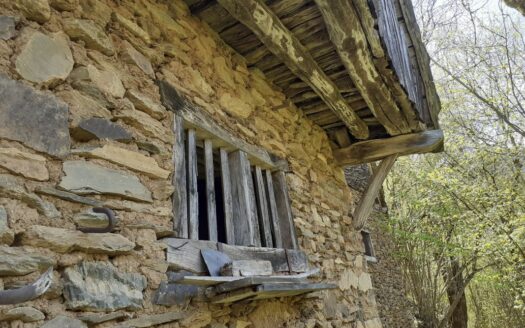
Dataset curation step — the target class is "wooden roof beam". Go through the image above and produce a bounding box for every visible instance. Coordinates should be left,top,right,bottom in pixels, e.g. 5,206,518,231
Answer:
315,0,413,136
334,130,444,166
217,0,369,140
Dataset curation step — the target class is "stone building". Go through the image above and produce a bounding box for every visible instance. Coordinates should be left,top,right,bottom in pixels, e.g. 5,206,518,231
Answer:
0,0,440,327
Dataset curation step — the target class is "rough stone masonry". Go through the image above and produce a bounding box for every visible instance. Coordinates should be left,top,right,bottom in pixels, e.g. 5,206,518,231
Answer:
0,0,382,327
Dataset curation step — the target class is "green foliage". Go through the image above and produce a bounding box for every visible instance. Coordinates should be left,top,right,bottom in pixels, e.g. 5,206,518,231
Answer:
385,1,525,327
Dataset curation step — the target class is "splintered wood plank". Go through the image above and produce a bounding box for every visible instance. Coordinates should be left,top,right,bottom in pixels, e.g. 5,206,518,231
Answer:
204,140,218,241
220,148,235,244
175,276,242,286
211,282,337,303
187,129,199,240
220,244,290,273
172,115,188,238
215,275,311,293
221,260,273,277
353,155,397,230
334,129,444,165
228,151,261,246
265,169,283,248
254,166,273,247
272,171,298,249
217,0,369,139
314,0,412,136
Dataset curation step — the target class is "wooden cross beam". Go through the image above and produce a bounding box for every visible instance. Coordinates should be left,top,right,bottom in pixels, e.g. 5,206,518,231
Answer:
315,0,415,136
217,0,370,140
334,130,444,166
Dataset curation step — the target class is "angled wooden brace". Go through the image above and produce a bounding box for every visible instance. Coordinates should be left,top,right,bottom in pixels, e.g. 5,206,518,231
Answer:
352,154,397,230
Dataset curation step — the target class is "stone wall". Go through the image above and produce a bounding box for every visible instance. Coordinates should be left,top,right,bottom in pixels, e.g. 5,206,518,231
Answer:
0,1,382,327
345,165,415,328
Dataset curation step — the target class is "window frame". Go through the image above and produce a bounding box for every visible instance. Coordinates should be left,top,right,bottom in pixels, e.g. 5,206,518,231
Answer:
171,105,299,251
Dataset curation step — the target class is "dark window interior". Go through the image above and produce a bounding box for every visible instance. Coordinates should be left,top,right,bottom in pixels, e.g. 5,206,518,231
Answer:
361,230,375,257
196,145,227,243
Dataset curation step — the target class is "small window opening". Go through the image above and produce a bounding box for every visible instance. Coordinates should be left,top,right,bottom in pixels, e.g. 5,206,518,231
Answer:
361,230,376,261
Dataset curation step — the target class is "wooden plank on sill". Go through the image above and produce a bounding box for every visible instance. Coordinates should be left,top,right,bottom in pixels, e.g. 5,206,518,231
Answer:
211,282,337,303
272,171,299,249
204,139,218,241
216,0,369,140
187,129,199,240
254,166,273,247
221,260,273,277
164,238,218,273
220,148,235,244
163,238,309,274
172,115,188,238
228,150,261,247
265,169,283,248
353,155,397,230
333,129,444,166
178,268,319,287
158,80,287,170
314,0,412,136
215,276,309,294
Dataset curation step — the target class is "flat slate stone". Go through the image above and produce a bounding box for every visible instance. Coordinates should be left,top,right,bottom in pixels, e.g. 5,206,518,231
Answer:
16,31,74,84
113,311,187,328
20,225,135,255
63,262,146,312
121,41,155,78
71,117,132,142
0,245,55,276
59,160,152,202
63,18,114,55
0,306,45,322
0,147,49,181
0,174,61,219
41,315,88,328
0,74,70,157
0,16,16,40
35,186,102,207
73,144,170,179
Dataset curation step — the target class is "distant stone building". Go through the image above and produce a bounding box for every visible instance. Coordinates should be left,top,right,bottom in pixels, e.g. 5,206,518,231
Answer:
0,0,440,327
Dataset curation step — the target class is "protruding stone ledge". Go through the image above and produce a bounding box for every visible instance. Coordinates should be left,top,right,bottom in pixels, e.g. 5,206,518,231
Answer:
58,161,153,203
20,225,135,255
0,245,55,276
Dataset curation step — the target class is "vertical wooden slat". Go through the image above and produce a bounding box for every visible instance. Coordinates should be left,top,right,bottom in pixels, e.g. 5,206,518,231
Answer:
254,166,273,247
272,171,298,249
247,167,261,247
186,129,199,240
204,139,218,241
265,169,283,248
228,150,261,247
220,148,235,244
172,115,187,238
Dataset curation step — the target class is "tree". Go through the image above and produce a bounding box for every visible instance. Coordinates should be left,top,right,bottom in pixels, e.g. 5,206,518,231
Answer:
385,1,525,327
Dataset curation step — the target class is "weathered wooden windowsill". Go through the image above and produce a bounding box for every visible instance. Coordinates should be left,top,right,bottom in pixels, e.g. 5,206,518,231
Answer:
163,238,308,274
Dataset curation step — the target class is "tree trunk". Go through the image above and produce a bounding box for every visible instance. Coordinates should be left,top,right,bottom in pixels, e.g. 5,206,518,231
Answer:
445,259,468,328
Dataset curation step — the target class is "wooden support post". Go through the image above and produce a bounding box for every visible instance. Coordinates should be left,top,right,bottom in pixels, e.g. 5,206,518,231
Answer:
220,148,235,245
204,139,218,241
172,115,187,238
272,171,298,249
265,169,283,248
187,129,199,240
254,166,273,247
228,150,261,247
353,154,397,230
